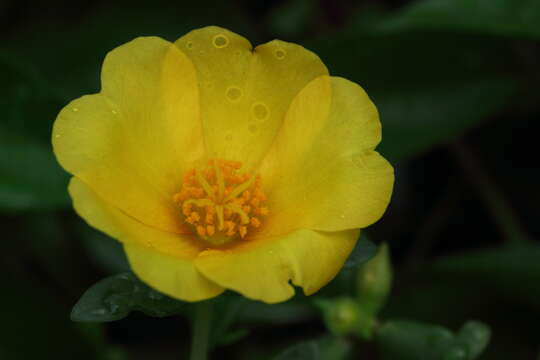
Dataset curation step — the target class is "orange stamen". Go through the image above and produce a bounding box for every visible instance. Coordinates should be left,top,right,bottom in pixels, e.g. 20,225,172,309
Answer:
173,159,269,245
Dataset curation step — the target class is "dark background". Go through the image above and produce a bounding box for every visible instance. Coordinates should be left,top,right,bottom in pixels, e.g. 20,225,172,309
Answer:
1,0,539,359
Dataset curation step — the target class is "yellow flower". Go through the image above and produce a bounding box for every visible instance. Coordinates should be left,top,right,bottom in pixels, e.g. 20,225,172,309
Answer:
52,26,394,304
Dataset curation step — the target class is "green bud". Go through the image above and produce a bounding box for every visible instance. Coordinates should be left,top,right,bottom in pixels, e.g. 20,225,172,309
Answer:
456,321,491,359
315,297,375,340
356,242,392,316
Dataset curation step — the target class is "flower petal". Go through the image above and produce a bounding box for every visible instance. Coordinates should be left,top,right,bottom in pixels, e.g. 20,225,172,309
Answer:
53,37,202,233
175,26,328,168
195,229,359,303
259,76,394,235
69,177,223,302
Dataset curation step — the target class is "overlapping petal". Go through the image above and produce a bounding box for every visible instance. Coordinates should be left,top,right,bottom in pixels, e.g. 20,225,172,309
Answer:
195,229,359,303
53,37,202,234
69,177,223,301
175,26,328,169
258,76,394,236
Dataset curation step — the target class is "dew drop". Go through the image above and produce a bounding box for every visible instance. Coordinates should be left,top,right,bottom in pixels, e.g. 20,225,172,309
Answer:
275,48,286,60
226,86,242,102
248,124,258,133
212,34,229,48
55,134,61,138
72,107,79,112
111,109,118,115
148,291,164,300
91,308,106,316
186,41,193,49
252,102,269,121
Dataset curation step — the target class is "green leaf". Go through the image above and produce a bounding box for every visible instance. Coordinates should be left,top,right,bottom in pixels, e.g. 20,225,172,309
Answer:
274,337,351,360
71,272,186,322
0,53,70,211
432,245,540,309
344,235,377,268
377,320,491,360
310,31,520,161
356,242,393,315
0,142,70,211
377,0,540,39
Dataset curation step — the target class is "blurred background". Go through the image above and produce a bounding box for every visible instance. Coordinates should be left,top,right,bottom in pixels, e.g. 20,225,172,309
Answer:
1,0,539,359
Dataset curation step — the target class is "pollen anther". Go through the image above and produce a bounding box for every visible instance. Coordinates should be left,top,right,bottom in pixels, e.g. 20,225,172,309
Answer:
174,159,269,245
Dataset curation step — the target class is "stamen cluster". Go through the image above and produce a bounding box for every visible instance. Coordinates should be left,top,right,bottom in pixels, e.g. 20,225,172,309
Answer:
173,159,269,244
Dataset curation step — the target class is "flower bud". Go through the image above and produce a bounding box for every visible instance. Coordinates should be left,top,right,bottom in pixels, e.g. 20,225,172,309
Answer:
315,297,375,339
356,242,392,316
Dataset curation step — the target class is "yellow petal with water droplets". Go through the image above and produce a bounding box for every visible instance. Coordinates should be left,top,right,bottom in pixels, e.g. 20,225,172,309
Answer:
53,37,202,234
68,177,223,301
195,229,359,303
175,26,328,169
259,76,394,236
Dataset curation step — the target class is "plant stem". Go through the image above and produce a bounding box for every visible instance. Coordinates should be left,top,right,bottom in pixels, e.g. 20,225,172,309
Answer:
190,301,213,360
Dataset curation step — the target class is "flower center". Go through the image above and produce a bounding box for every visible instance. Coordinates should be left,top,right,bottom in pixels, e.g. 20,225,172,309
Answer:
173,159,269,246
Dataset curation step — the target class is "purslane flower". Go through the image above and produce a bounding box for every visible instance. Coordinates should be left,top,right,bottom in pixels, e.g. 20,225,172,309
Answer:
52,26,394,303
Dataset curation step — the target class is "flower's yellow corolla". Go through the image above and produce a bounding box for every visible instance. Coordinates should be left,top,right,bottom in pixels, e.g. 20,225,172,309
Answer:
52,26,394,303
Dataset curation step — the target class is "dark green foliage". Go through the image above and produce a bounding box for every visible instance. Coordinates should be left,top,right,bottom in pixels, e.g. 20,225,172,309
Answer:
343,235,378,268
377,320,490,360
378,0,540,38
71,273,186,322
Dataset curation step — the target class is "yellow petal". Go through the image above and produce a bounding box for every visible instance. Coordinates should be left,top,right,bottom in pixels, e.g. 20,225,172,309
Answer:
259,76,394,236
195,229,359,303
69,177,223,302
53,37,202,233
175,26,328,168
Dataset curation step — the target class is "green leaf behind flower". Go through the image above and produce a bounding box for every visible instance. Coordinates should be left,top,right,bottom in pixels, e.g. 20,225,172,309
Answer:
344,235,378,268
432,244,540,311
0,53,70,211
71,272,186,322
310,31,520,161
377,0,540,39
377,320,490,360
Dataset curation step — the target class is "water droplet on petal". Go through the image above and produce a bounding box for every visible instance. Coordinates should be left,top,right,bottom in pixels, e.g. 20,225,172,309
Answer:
72,107,79,112
55,134,61,138
91,308,106,316
212,34,229,48
111,109,118,115
248,124,258,133
252,102,269,121
226,86,242,102
275,48,286,60
186,41,193,49
148,291,164,300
